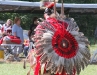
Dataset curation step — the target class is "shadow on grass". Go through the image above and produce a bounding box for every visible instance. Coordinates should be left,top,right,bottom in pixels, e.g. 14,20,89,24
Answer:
0,60,5,64
0,61,5,64
90,62,97,65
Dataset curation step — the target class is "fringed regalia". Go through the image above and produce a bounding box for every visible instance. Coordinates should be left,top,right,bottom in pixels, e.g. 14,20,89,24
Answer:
31,0,91,75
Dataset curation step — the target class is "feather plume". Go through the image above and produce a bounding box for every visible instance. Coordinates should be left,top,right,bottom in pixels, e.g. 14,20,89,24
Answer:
33,16,90,75
40,0,59,9
46,61,53,70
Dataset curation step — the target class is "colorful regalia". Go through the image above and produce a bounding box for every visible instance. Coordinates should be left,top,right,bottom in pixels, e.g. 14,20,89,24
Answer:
29,0,91,75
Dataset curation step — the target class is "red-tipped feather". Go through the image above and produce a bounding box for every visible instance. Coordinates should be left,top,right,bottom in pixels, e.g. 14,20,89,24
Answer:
40,0,58,9
46,2,54,8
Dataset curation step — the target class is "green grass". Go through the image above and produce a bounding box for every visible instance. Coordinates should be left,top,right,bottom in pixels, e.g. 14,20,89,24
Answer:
0,43,97,75
80,65,97,75
0,62,33,75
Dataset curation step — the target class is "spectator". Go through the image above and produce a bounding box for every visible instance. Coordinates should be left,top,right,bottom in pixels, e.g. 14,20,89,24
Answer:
12,17,24,43
24,45,29,57
28,17,38,40
2,19,13,35
23,39,29,57
23,17,38,57
12,17,24,61
24,17,38,57
28,17,38,51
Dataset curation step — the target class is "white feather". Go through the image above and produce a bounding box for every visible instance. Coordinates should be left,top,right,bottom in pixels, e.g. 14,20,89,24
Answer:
70,31,79,36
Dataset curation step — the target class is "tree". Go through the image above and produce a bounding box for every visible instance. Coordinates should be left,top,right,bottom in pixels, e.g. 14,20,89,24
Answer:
0,13,42,29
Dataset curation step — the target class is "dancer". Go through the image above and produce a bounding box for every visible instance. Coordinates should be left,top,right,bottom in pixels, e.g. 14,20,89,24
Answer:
30,0,90,75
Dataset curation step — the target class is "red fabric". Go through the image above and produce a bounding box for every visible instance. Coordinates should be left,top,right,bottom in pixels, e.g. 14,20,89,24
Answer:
0,39,3,44
8,36,14,39
34,56,41,75
0,36,21,44
10,39,21,44
8,36,21,44
6,36,21,44
46,18,68,30
34,25,44,75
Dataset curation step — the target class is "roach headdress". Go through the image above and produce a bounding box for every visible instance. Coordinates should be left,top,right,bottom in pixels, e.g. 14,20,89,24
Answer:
40,0,58,9
40,0,58,15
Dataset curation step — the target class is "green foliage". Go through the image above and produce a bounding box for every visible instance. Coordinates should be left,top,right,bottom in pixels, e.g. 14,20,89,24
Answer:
0,13,42,29
70,14,97,37
59,0,97,3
